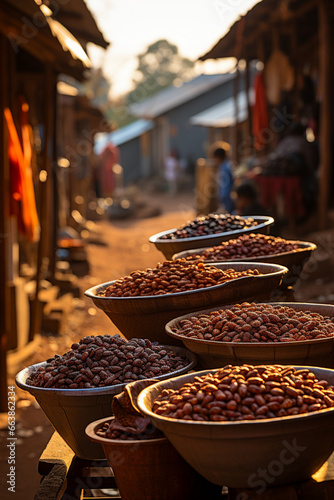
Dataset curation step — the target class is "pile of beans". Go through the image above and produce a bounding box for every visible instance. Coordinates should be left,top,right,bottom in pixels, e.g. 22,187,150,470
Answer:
99,260,261,297
172,303,334,343
160,214,257,239
26,335,189,389
152,364,334,421
185,233,300,261
96,420,163,441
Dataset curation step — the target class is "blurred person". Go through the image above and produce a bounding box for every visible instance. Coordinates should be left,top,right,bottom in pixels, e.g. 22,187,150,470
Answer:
99,142,120,197
164,148,179,195
234,182,268,216
274,122,318,174
213,147,234,213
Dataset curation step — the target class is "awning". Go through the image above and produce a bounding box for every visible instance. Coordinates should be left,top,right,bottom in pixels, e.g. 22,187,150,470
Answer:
189,91,248,128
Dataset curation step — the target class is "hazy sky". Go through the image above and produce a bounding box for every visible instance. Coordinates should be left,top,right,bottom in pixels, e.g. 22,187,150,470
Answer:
85,0,260,97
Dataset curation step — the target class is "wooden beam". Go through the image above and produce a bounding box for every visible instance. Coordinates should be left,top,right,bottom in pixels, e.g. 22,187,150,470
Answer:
245,61,253,151
236,0,318,60
318,0,331,229
233,67,240,164
0,2,85,80
0,34,10,411
50,74,58,281
30,64,54,340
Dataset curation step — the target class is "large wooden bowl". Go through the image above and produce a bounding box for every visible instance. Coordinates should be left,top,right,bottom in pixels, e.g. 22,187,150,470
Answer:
165,302,334,368
15,345,197,460
149,216,274,260
85,262,287,346
138,366,334,487
172,241,317,289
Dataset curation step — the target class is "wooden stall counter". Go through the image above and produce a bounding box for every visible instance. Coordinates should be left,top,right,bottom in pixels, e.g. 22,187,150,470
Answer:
36,431,334,499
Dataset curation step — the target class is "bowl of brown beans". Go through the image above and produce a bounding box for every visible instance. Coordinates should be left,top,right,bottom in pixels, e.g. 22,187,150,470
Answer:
85,261,288,345
149,215,274,260
15,334,196,460
137,364,334,487
172,234,316,289
165,302,334,368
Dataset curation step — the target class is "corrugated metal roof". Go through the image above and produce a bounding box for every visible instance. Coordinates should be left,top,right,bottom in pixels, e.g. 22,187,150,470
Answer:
199,0,317,62
94,119,153,153
130,73,236,119
189,91,249,128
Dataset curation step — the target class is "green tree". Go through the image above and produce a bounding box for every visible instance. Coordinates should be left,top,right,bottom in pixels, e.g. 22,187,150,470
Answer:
127,39,195,105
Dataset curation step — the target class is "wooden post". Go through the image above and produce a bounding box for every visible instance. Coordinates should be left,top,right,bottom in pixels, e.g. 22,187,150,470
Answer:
50,73,58,281
290,21,300,120
30,64,54,340
318,0,331,229
233,67,240,164
245,60,253,151
0,34,10,411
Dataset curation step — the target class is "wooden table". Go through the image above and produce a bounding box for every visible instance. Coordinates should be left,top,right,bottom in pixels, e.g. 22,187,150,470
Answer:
36,432,334,499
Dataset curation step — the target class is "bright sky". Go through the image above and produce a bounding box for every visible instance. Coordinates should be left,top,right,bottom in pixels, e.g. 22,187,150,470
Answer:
85,0,260,97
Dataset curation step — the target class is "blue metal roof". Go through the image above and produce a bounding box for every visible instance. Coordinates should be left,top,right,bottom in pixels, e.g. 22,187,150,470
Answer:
189,91,249,128
94,119,153,154
130,73,236,119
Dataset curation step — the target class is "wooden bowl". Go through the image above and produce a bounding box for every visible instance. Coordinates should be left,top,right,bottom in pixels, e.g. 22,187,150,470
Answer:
165,303,334,369
85,262,288,346
15,345,197,460
149,216,274,260
172,241,317,289
138,366,334,487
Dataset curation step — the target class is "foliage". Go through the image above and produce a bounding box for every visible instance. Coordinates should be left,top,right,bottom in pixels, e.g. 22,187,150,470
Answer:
127,39,195,106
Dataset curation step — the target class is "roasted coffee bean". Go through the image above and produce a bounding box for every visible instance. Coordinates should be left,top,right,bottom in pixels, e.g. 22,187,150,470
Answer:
173,303,334,342
152,365,334,422
26,334,188,389
98,260,261,298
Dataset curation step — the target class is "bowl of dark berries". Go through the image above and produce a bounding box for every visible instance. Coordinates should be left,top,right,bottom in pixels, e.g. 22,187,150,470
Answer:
15,334,196,459
149,214,274,259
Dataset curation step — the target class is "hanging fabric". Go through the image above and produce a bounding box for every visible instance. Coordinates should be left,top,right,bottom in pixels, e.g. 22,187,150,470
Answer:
252,72,269,151
264,49,295,106
4,103,40,242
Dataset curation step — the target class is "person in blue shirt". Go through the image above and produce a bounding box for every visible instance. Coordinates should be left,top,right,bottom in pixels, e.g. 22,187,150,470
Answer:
213,147,234,213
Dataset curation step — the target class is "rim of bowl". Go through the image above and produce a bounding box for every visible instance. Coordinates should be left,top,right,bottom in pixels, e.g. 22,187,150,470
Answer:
149,216,274,244
84,262,288,301
137,365,334,427
165,301,334,348
172,241,317,262
85,416,167,445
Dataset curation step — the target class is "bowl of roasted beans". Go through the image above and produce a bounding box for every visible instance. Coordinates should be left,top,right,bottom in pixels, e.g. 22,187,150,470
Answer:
138,363,334,487
173,233,316,288
85,260,288,345
15,334,196,459
149,214,274,260
166,302,334,368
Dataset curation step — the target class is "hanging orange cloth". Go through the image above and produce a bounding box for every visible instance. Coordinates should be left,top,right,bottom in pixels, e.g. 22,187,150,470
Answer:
252,72,269,151
4,103,39,242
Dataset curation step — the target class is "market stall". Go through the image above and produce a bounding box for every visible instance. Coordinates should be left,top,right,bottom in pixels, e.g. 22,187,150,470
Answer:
0,0,108,411
15,211,334,499
199,0,332,229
